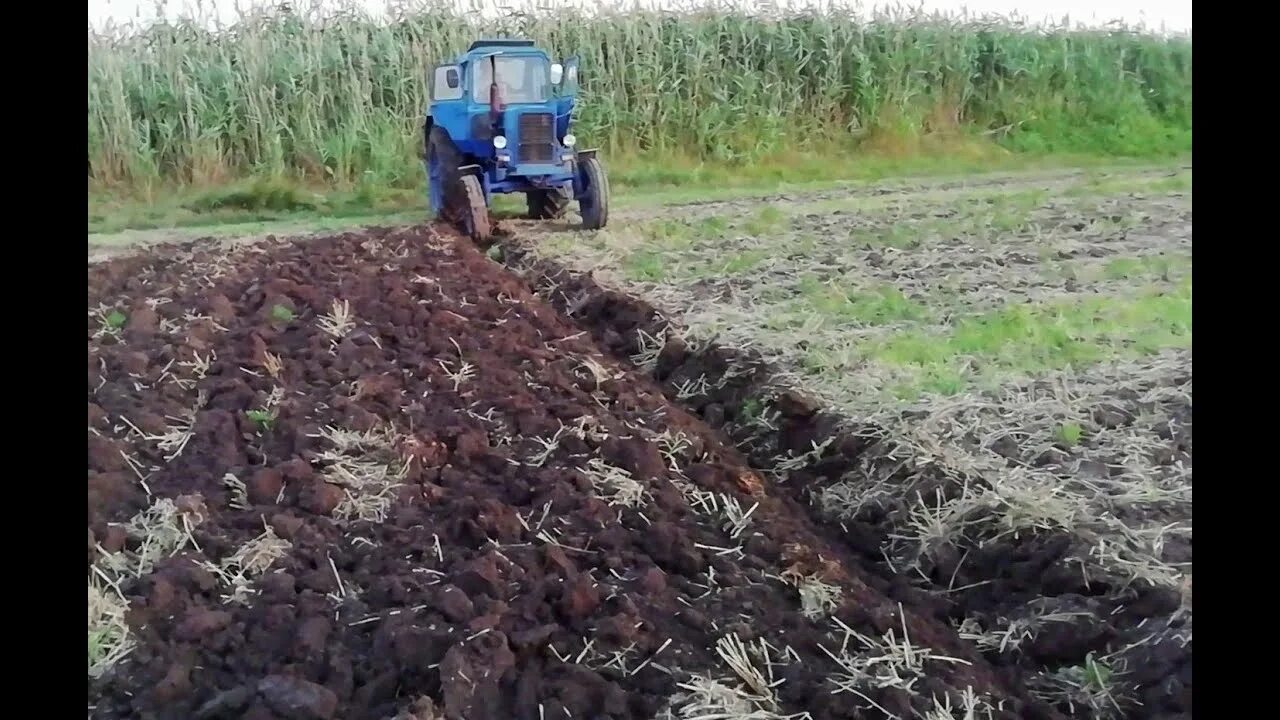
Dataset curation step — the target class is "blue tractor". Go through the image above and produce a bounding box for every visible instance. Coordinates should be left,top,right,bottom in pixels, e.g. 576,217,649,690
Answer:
424,39,609,241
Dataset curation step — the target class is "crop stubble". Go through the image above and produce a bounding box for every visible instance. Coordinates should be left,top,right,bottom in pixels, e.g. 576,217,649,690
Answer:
88,225,1074,719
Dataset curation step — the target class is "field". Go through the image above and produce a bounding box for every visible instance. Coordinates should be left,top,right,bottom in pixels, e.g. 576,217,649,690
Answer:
88,164,1190,720
88,3,1191,719
503,165,1193,716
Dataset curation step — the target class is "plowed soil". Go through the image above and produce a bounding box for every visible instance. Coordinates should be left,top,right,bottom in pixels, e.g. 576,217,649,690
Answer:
87,225,1061,720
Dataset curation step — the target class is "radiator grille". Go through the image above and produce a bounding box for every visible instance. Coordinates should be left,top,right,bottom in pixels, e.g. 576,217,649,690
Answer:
517,113,555,163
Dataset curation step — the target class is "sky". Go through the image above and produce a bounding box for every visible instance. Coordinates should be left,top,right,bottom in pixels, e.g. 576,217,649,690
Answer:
86,0,1192,33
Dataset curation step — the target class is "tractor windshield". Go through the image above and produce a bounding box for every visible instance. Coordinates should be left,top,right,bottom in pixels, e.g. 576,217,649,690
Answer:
471,55,551,105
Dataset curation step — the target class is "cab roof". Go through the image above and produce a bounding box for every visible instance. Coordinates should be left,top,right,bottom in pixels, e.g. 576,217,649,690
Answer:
466,39,536,53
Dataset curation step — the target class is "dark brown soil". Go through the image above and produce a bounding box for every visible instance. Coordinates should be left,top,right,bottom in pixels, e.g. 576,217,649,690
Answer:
88,225,1062,720
493,235,1192,720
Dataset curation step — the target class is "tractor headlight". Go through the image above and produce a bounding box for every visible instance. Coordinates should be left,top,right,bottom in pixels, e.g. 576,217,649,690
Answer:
563,134,577,148
493,135,508,150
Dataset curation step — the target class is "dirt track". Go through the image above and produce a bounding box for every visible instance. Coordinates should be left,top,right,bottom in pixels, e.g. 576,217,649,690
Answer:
88,225,1069,719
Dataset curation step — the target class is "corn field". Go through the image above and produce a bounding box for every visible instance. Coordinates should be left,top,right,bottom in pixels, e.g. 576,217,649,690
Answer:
87,1,1192,191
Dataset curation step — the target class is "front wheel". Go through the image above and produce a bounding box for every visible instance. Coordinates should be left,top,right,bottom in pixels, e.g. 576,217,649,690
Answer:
526,185,572,220
577,156,610,230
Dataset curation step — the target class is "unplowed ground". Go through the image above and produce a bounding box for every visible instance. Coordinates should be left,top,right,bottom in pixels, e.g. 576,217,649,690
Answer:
500,165,1192,719
88,225,1066,720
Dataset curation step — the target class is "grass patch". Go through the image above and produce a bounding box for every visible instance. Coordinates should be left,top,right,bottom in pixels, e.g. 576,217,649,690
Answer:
703,215,734,234
246,409,277,432
269,305,295,323
643,218,699,246
1057,422,1085,446
672,248,773,281
1049,253,1190,286
90,182,424,235
102,309,127,330
620,216,718,282
873,281,1191,396
719,250,771,275
795,278,931,327
1099,254,1190,281
743,205,786,236
848,222,931,250
88,577,133,679
1065,169,1192,198
185,177,320,213
89,150,1184,236
962,187,1055,234
988,205,1037,234
623,251,668,282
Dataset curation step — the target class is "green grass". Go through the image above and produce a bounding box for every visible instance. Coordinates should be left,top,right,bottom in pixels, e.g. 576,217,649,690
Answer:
719,250,771,275
872,280,1192,397
89,180,424,235
102,310,127,330
1101,254,1187,280
795,279,931,327
985,190,1051,232
88,626,123,675
246,408,277,432
1057,422,1086,447
623,251,669,282
1040,252,1191,285
89,142,1188,236
89,1,1190,214
1066,168,1192,197
743,206,787,236
269,305,295,323
849,222,930,250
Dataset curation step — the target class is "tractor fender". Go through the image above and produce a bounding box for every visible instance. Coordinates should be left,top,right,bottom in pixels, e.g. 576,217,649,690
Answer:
457,164,483,178
576,149,599,160
421,116,434,159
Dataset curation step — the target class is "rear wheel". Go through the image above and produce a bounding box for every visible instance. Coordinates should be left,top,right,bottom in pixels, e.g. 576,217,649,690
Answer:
577,156,610,230
458,174,491,242
525,185,572,219
428,127,491,239
427,127,467,220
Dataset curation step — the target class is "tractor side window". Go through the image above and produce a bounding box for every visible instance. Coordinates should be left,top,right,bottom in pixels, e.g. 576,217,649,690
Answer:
472,56,550,105
432,65,463,101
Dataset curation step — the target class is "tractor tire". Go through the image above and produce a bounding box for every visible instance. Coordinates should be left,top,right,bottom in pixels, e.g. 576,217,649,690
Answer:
525,185,572,220
577,156,610,230
458,174,491,242
427,127,469,224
